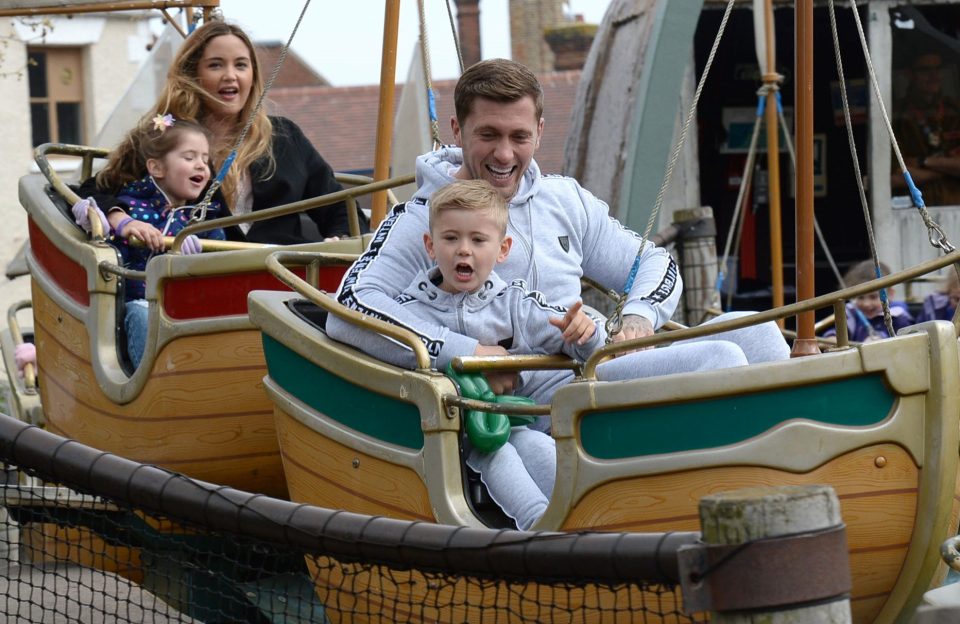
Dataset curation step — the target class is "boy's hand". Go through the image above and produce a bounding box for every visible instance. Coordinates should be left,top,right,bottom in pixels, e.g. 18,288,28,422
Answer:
473,344,517,394
550,301,596,345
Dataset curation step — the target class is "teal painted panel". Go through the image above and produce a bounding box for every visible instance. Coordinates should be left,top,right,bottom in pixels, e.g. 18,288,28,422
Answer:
262,335,424,450
580,375,894,459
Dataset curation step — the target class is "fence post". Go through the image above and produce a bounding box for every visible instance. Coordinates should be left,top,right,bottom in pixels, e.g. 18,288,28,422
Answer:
679,484,852,622
673,206,721,326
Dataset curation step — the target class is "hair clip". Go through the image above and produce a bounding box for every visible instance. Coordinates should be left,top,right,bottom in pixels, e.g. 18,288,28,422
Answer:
152,113,175,133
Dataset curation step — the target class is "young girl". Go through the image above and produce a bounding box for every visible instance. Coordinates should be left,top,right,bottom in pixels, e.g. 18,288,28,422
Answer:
73,116,225,368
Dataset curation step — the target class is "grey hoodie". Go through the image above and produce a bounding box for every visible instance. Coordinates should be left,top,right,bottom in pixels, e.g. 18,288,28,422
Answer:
328,147,681,371
382,266,604,371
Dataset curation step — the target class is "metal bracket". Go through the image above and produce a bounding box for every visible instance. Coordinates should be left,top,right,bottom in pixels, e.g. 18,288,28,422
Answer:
677,524,851,614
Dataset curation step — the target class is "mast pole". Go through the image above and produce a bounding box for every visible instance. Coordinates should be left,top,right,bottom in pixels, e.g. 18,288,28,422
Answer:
762,0,784,327
791,0,820,356
371,0,402,228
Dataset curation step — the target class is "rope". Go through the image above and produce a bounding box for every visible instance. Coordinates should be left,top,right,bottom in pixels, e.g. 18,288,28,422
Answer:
418,0,443,150
718,89,768,309
189,0,312,225
606,0,737,341
829,0,895,336
846,0,956,255
445,0,465,73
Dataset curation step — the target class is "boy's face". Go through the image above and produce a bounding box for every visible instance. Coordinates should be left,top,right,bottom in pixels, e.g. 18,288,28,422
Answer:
424,208,511,294
853,290,891,318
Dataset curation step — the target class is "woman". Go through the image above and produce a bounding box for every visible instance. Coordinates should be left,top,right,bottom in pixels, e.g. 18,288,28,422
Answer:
81,19,362,246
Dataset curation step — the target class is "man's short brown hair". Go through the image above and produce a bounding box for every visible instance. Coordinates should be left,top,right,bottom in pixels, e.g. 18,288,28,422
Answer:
454,58,544,127
429,180,508,236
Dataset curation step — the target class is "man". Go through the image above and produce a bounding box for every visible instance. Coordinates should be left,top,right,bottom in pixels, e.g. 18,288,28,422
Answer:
328,58,787,407
892,50,960,206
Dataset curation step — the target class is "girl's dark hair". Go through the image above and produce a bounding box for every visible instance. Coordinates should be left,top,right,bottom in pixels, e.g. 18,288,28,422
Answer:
97,119,211,188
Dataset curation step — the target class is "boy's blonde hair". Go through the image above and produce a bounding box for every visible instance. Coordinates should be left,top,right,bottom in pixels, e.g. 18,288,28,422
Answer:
843,259,891,288
429,180,508,236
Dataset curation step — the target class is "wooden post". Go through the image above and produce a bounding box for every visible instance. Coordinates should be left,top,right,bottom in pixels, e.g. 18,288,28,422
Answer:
674,206,721,325
681,485,852,622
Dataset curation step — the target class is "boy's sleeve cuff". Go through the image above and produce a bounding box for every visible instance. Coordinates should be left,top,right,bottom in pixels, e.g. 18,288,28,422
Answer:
435,334,480,371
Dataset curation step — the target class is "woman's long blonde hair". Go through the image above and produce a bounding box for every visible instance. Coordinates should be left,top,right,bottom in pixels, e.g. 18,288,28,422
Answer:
98,20,274,207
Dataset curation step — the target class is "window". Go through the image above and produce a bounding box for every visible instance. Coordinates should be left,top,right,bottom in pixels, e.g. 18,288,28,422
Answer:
27,47,84,147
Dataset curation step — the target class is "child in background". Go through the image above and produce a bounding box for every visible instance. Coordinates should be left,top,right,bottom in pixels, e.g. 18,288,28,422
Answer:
915,269,960,323
828,260,914,342
73,115,225,367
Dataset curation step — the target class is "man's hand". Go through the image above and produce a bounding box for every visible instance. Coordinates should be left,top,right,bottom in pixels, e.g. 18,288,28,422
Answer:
549,300,595,345
609,314,655,355
474,344,518,394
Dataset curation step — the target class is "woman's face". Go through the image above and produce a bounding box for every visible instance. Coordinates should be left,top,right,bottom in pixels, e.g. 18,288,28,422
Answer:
196,34,254,122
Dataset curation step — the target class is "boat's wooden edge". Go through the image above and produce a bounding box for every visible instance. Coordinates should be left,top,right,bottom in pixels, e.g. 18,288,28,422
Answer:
19,173,366,404
249,290,487,528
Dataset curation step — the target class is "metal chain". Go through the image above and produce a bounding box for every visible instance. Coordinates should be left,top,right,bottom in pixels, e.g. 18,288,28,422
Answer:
189,0,312,224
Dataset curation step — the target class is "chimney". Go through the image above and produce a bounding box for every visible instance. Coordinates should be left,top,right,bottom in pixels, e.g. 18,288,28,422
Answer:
455,0,481,68
544,23,597,72
509,0,564,74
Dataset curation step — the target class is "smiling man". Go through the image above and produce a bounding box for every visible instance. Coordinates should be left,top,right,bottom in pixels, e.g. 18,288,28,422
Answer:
328,58,788,407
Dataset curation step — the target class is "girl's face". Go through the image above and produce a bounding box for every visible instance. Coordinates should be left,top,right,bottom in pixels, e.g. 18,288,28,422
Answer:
147,131,211,206
196,34,254,121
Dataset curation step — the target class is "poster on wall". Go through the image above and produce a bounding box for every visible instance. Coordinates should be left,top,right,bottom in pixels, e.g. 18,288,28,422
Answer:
814,134,827,198
720,106,793,154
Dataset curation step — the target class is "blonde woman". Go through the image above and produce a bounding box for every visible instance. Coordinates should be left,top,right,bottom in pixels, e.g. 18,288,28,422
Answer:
80,19,362,246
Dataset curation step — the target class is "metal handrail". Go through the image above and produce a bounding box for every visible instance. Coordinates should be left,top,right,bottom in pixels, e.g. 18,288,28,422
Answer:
264,250,432,370
33,143,414,252
6,300,36,391
582,250,960,378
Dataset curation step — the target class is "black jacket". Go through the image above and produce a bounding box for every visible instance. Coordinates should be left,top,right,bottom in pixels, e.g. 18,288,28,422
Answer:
78,116,365,244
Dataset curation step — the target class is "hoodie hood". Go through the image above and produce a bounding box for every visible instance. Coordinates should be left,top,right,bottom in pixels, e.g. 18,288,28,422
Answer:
413,146,542,207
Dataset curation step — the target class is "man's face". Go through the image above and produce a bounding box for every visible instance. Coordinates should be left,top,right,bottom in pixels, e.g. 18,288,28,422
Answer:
912,53,944,98
451,96,543,201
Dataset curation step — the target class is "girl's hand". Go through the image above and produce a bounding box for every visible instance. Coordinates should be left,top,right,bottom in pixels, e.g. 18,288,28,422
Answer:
550,301,596,345
114,217,165,252
71,197,109,235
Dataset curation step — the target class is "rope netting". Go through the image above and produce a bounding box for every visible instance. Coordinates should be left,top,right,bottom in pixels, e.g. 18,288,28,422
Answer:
0,413,704,623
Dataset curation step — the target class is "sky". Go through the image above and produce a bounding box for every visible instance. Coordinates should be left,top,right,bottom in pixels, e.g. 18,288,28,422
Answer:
219,1,613,87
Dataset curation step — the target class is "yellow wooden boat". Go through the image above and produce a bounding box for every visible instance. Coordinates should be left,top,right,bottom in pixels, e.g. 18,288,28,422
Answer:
249,249,960,624
15,143,409,498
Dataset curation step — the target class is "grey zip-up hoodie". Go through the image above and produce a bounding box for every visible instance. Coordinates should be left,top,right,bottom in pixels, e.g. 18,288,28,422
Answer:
328,147,681,371
382,267,604,371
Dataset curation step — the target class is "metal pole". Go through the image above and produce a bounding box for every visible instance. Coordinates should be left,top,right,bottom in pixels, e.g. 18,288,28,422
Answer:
762,0,784,328
371,0,402,228
791,0,819,356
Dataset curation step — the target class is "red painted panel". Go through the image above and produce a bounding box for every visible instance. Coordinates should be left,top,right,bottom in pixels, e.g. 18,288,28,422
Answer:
28,218,90,307
162,265,346,320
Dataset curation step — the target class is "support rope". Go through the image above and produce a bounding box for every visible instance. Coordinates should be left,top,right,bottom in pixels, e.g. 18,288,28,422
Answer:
418,0,443,150
606,0,737,340
189,0,312,224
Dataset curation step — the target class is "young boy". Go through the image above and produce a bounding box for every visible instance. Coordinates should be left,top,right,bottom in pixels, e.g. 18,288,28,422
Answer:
831,260,914,342
395,179,604,530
